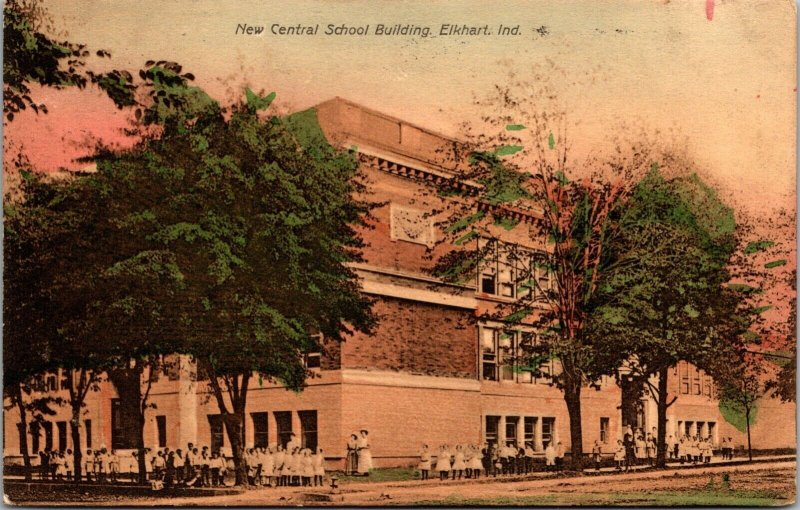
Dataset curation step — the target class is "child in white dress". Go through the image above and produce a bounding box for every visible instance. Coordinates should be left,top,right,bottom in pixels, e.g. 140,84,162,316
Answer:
435,445,451,481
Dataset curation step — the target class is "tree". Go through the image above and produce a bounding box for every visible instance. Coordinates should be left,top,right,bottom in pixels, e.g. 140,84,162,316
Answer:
431,86,654,469
3,172,65,480
82,80,377,484
715,351,765,461
586,168,745,468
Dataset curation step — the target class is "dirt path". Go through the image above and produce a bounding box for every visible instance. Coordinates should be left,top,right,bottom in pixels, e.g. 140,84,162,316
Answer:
7,460,795,506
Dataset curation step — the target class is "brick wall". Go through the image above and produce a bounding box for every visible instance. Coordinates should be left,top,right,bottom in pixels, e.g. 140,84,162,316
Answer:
342,296,477,379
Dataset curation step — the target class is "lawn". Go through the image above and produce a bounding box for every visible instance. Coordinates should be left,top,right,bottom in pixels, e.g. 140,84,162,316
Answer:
403,488,793,506
336,467,419,483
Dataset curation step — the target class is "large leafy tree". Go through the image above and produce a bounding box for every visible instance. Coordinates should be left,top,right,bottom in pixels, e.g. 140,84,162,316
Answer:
586,168,745,468
432,93,652,469
84,79,377,484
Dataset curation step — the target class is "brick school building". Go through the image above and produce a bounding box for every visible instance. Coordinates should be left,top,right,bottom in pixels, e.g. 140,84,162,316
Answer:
3,99,795,470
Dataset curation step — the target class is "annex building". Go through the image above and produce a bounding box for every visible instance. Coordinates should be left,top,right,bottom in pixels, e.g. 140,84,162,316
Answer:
3,98,795,469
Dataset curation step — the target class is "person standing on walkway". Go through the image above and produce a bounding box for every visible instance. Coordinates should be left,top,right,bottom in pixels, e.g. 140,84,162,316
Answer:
544,442,556,471
451,444,466,480
592,440,602,471
418,444,431,480
345,433,359,476
435,444,451,480
623,429,635,472
555,441,565,472
356,429,372,476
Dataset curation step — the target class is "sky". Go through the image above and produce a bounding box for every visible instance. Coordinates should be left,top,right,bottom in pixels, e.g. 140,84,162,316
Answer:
4,0,797,217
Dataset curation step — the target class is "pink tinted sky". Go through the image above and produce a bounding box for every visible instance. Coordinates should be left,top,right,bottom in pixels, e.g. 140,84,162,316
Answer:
4,0,797,218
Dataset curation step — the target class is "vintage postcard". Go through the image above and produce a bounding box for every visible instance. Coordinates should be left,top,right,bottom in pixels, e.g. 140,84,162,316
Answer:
2,0,797,506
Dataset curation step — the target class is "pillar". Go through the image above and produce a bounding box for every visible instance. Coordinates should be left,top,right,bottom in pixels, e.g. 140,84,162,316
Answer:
534,417,543,451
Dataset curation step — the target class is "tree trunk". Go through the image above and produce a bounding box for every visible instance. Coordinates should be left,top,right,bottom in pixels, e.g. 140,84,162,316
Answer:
563,378,584,470
620,374,645,429
136,411,147,484
655,365,669,468
108,364,149,483
745,407,752,462
70,408,83,483
13,384,33,481
223,412,247,485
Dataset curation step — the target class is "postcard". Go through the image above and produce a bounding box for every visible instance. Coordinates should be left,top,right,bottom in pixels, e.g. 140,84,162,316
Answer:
3,0,796,506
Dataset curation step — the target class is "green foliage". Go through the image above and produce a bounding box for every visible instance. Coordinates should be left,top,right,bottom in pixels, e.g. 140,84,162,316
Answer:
493,215,520,231
494,144,524,156
445,211,485,234
505,124,525,131
743,240,775,255
764,259,787,269
719,397,758,433
587,166,745,389
3,0,88,119
245,88,276,111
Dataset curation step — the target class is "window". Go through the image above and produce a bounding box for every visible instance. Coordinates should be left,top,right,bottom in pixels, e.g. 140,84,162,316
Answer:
481,328,498,381
252,412,269,448
85,420,92,448
485,416,500,447
476,240,540,300
57,421,67,451
707,422,716,442
680,362,690,394
499,332,516,381
692,366,701,395
60,374,70,391
111,399,137,449
684,421,693,437
600,417,610,444
481,326,551,384
164,354,181,381
42,422,53,451
274,411,293,448
46,375,57,392
208,415,224,454
524,417,536,447
532,252,551,301
304,352,321,369
541,418,555,448
18,423,26,455
505,416,519,447
156,416,167,448
299,411,318,451
703,376,712,397
481,273,497,294
30,422,40,454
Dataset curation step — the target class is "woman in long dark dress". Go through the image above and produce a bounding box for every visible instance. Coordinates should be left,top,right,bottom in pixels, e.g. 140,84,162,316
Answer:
345,434,359,475
164,452,176,488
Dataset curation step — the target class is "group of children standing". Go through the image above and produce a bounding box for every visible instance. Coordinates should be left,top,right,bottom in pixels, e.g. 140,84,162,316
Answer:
242,444,326,487
38,448,121,482
418,441,567,481
610,427,727,471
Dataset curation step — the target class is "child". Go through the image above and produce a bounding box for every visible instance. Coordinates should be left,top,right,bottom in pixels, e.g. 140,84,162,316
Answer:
470,445,484,478
435,445,451,481
592,440,602,471
544,442,556,471
84,449,94,482
262,446,275,487
418,445,431,481
313,447,325,487
614,440,625,470
109,449,120,483
65,449,74,481
451,444,465,480
305,449,316,487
